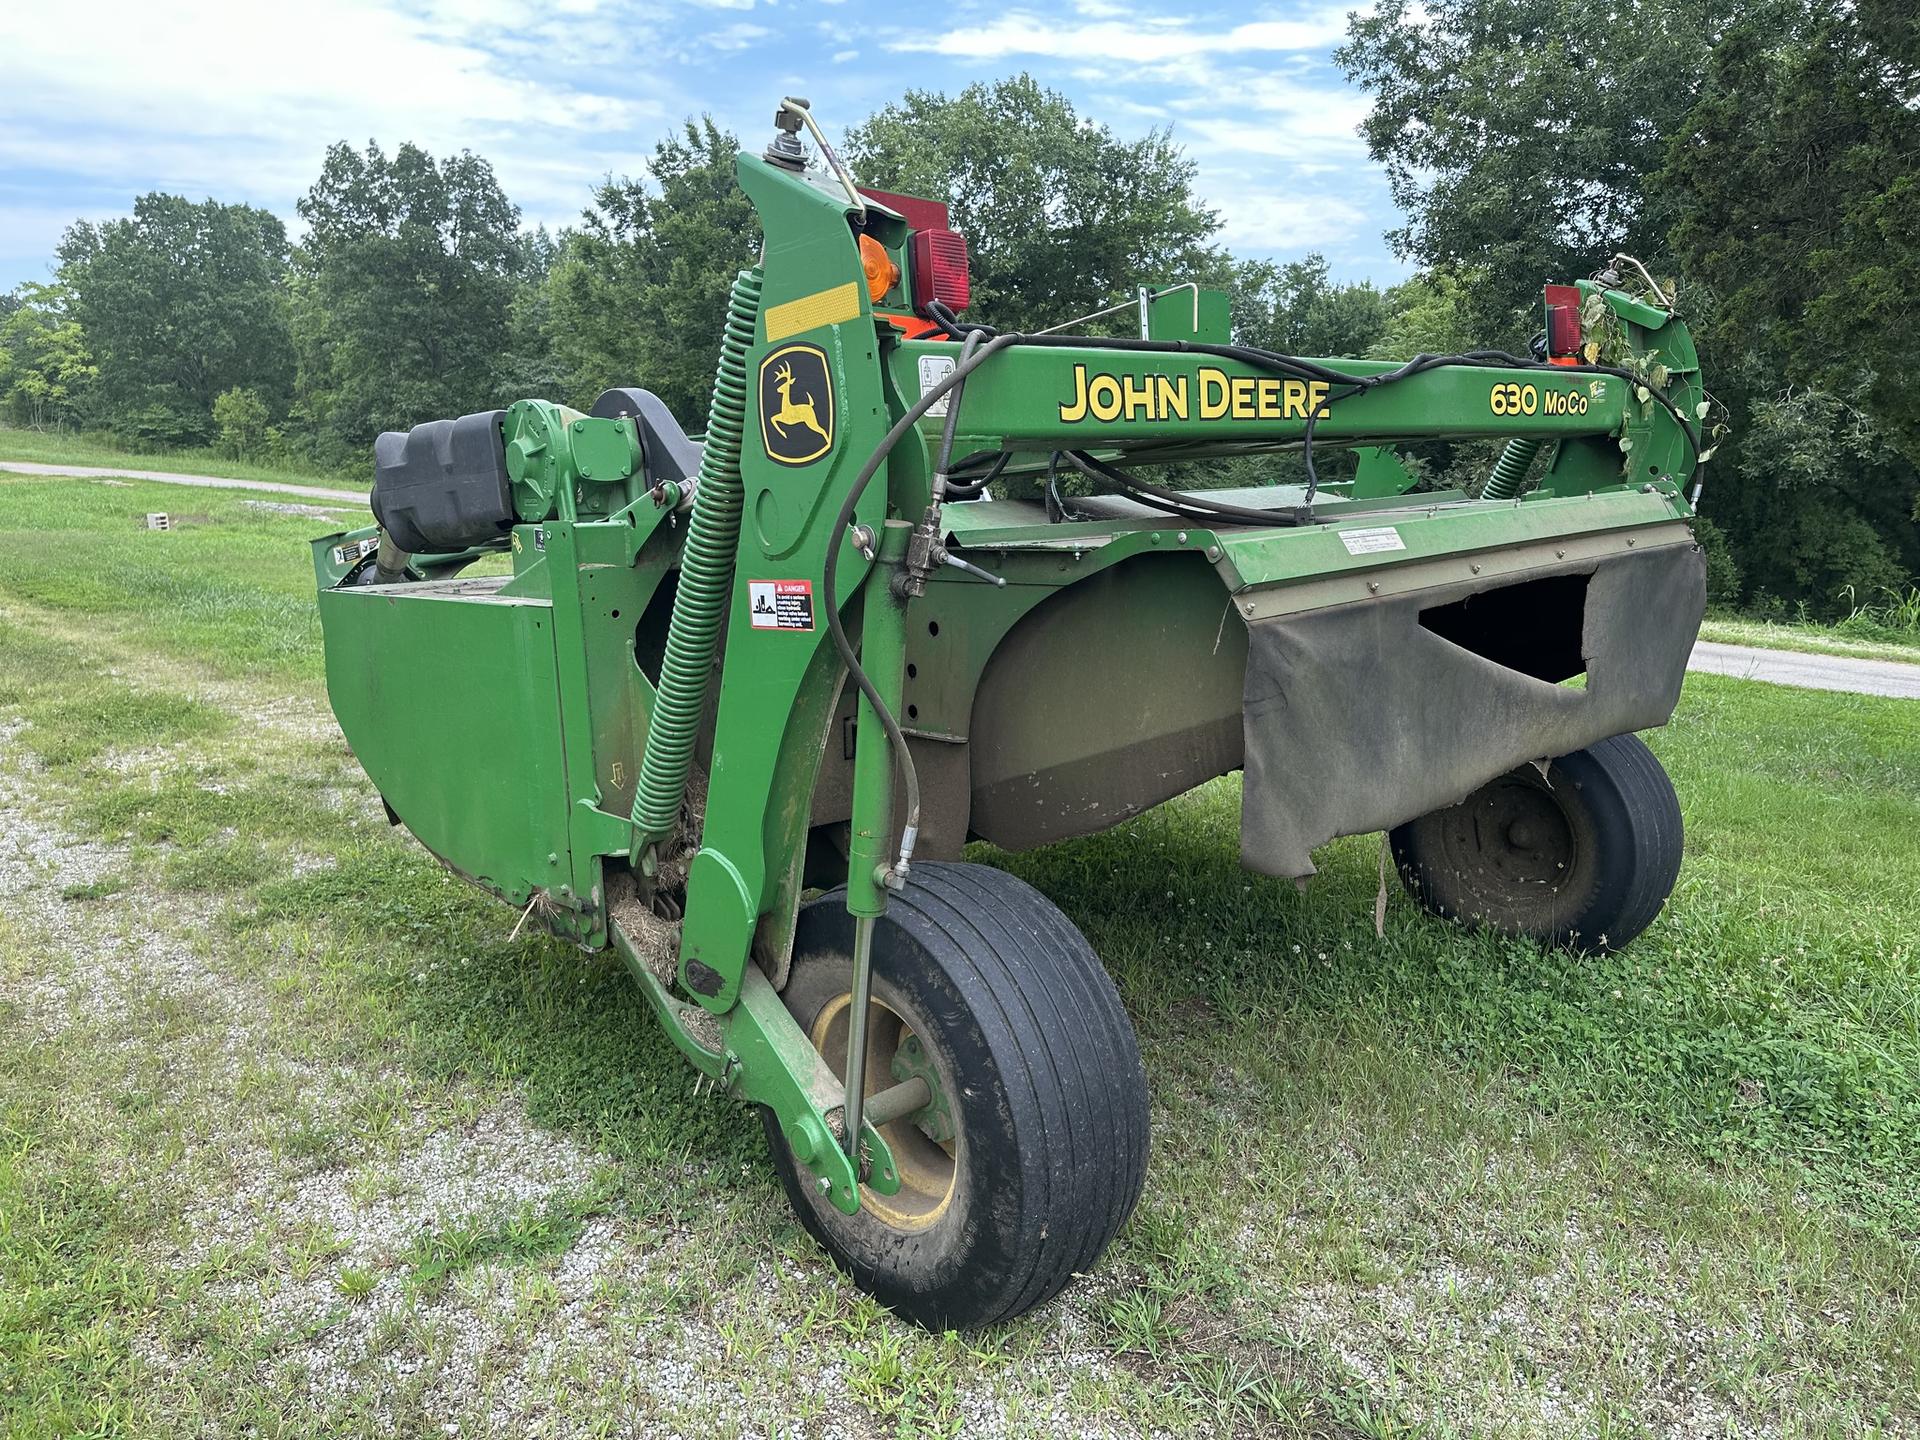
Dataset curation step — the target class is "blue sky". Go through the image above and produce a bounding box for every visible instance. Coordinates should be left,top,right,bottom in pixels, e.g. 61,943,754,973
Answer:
0,1,1407,296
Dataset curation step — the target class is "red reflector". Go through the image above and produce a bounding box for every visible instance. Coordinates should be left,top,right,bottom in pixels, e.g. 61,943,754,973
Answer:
1544,283,1582,357
911,229,970,314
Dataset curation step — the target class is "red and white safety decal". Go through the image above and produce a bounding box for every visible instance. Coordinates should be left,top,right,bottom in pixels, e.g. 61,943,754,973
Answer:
748,578,815,632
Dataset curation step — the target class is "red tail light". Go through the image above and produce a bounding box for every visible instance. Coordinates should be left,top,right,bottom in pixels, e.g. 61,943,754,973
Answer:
1544,283,1582,361
858,187,949,232
911,229,970,314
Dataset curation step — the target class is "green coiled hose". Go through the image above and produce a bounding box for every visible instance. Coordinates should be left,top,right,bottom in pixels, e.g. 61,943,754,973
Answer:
631,266,762,858
1481,436,1544,501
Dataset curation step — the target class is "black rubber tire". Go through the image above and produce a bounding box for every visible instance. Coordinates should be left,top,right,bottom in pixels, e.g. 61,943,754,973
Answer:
762,861,1150,1330
1389,732,1682,953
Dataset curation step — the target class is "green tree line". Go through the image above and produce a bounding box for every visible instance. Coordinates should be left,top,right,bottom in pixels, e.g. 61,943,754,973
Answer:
3,34,1914,617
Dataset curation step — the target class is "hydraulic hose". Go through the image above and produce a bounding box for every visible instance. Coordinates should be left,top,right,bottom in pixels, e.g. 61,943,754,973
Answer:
631,266,762,859
821,332,1023,882
1481,437,1544,501
922,301,1703,504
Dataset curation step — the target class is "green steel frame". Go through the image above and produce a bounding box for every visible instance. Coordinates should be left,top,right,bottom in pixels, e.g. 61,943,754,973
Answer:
313,141,1706,1214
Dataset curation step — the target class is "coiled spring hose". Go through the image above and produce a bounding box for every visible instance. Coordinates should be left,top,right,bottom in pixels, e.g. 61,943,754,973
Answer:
1481,436,1544,501
631,266,762,860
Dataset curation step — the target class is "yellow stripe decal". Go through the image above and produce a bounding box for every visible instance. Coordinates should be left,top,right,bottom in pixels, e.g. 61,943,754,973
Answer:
763,281,862,342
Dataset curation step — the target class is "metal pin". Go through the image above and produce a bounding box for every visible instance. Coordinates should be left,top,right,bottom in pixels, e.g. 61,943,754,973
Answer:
842,913,877,1176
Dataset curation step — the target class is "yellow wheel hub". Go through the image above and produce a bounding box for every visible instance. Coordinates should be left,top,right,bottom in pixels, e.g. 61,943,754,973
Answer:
809,993,958,1231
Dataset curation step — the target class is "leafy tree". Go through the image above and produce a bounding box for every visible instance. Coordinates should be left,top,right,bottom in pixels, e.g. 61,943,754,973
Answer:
292,141,525,458
1689,373,1915,616
0,283,98,429
56,196,292,441
1233,254,1390,358
1339,0,1716,337
1368,271,1484,360
1661,0,1920,462
496,227,569,403
211,386,271,458
845,76,1223,332
1339,0,1916,608
545,118,759,424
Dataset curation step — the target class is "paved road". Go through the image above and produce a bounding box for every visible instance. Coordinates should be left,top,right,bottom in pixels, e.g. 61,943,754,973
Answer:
0,460,366,506
7,461,1918,699
1689,639,1920,700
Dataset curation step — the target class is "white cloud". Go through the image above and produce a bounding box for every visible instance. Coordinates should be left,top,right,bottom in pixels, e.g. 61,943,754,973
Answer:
703,20,774,48
1210,188,1369,252
888,8,1351,62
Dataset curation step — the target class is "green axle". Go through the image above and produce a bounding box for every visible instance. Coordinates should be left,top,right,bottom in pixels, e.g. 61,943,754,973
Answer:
311,97,1710,1328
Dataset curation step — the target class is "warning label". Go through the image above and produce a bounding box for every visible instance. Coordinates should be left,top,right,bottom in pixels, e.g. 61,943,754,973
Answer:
1337,526,1406,556
918,354,956,417
748,579,815,632
330,535,380,568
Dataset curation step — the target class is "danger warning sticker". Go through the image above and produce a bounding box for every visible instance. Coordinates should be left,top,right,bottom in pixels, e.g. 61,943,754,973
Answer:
748,579,815,632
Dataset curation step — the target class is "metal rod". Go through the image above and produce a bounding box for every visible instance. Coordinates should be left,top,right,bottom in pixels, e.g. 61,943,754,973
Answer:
1031,282,1206,337
842,913,877,1170
860,1075,931,1131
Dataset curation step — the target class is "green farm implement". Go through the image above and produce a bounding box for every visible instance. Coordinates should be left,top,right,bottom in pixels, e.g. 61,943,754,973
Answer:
313,100,1709,1328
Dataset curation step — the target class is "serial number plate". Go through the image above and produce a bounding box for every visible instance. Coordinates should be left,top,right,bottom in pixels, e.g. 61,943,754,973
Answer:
1338,526,1406,556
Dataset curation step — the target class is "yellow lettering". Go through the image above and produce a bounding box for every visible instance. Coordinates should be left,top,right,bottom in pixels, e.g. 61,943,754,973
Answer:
1199,367,1230,419
1231,377,1256,419
1282,379,1307,419
1257,378,1282,419
1087,373,1123,422
1307,381,1330,418
1155,374,1189,420
1121,373,1155,420
1059,364,1089,422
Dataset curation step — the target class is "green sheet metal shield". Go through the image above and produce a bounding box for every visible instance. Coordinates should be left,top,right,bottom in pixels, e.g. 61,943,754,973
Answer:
759,343,834,465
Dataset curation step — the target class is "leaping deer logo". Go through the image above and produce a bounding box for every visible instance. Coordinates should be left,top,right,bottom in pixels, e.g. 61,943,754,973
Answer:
770,361,830,445
759,344,835,465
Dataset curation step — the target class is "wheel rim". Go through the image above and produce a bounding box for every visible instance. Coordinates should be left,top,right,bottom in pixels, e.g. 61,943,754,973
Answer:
1428,769,1588,927
809,993,959,1232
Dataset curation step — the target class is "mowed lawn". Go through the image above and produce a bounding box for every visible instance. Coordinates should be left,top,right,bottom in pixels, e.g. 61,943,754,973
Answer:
1,473,1916,1439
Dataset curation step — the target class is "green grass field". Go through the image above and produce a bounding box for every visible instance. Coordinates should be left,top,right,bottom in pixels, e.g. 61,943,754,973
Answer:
0,425,364,491
1699,612,1920,664
3,471,1917,1438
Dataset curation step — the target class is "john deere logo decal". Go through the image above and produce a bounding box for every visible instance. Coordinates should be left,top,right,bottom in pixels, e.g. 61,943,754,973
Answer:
759,344,834,466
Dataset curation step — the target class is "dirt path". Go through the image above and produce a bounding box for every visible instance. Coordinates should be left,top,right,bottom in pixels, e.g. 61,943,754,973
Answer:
1689,639,1920,699
0,459,367,507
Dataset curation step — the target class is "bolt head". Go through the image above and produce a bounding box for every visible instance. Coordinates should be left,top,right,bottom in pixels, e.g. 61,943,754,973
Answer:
816,1176,833,1195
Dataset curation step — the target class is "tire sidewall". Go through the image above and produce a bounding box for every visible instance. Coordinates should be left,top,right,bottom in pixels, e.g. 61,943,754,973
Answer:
1391,734,1679,951
765,901,1037,1329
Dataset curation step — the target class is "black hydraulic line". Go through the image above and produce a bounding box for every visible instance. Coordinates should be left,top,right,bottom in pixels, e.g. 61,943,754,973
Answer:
924,299,1703,504
942,450,1009,499
1061,450,1314,527
822,332,1023,878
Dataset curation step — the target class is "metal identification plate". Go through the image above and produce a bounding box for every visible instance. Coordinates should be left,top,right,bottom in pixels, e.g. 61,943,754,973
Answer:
1337,526,1406,556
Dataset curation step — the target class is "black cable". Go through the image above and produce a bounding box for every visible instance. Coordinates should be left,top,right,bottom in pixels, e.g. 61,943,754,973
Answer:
820,331,1022,873
1062,450,1314,527
857,301,1703,869
943,450,1008,500
921,304,1702,504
